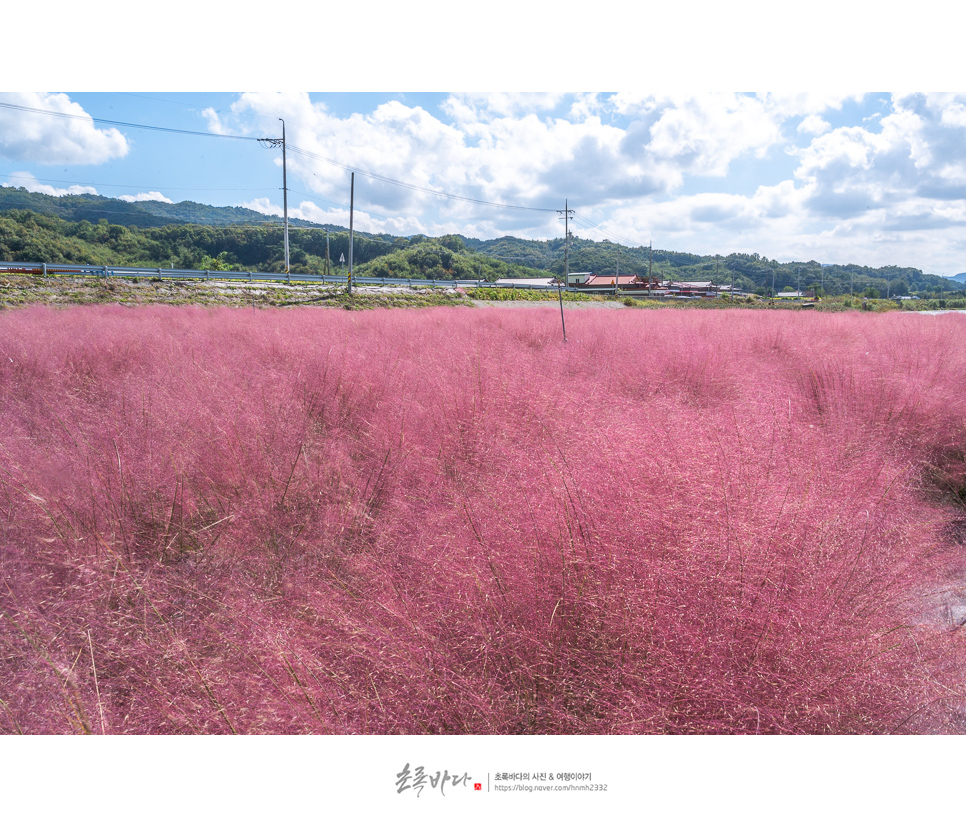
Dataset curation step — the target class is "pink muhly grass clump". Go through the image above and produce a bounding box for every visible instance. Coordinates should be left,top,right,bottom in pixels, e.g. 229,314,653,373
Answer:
1,304,965,734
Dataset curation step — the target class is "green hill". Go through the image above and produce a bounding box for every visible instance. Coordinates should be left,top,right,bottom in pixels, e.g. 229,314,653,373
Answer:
0,186,322,229
1,186,962,297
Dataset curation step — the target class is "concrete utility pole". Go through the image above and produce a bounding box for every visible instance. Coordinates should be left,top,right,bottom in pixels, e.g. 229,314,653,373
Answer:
556,200,573,343
258,123,290,277
280,119,289,277
347,172,355,295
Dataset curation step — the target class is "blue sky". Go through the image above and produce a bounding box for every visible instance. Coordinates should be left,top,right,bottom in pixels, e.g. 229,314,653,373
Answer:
3,6,964,276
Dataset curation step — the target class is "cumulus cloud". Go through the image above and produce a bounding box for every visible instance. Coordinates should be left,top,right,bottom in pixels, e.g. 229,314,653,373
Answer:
791,92,966,231
232,93,581,230
202,107,233,136
1,170,97,196
760,92,865,119
442,93,565,120
118,191,173,203
225,91,966,274
798,114,831,135
233,91,798,240
0,92,128,164
241,197,283,217
611,94,786,192
568,93,607,121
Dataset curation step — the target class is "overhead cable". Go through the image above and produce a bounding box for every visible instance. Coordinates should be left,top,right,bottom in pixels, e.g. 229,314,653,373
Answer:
1,172,266,193
2,98,569,220
286,143,557,213
573,211,648,250
0,100,258,141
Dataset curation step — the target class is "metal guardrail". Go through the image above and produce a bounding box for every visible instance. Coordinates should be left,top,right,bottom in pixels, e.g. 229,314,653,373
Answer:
0,261,574,292
2,261,730,299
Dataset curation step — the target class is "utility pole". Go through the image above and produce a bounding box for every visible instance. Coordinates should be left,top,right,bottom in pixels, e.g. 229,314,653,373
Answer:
325,230,331,276
615,246,620,296
347,172,355,295
280,119,289,277
258,123,289,277
556,200,573,343
648,241,653,296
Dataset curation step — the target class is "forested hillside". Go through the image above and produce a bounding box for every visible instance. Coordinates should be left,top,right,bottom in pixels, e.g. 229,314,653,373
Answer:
0,185,322,228
0,210,553,281
1,184,963,298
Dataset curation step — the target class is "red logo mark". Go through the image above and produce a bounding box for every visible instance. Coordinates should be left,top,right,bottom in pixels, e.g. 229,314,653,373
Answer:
474,783,482,791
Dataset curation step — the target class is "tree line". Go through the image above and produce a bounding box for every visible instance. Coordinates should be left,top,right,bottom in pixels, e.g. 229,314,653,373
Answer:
0,210,553,281
1,205,962,298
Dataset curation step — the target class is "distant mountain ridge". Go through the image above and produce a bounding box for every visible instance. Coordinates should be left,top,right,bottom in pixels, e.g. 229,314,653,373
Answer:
0,185,323,229
1,185,963,290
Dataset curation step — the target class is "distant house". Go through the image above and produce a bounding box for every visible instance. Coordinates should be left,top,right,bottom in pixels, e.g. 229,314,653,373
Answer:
666,281,716,296
566,273,653,291
583,273,646,290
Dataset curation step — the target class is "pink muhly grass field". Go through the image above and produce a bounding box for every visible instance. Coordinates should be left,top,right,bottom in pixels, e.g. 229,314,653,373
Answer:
2,304,966,734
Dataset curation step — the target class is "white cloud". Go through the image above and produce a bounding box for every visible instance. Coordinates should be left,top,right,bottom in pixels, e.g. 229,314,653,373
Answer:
231,93,611,235
610,94,785,187
225,92,966,274
795,125,878,181
442,93,565,121
568,93,607,121
118,191,173,203
798,114,831,135
241,197,282,217
789,92,966,227
1,170,97,196
202,107,233,136
0,92,128,164
760,93,864,118
232,91,796,243
241,197,428,237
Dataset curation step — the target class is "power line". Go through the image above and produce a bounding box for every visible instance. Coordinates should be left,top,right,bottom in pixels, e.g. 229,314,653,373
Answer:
3,98,561,226
0,100,258,141
1,172,267,193
286,143,557,213
117,92,230,113
572,211,648,250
